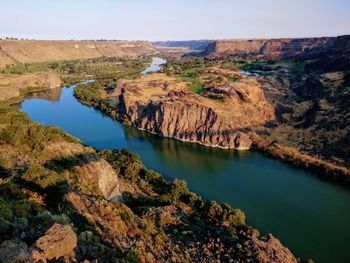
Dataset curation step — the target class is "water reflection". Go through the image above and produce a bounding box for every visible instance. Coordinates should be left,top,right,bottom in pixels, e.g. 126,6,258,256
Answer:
26,86,63,102
124,126,252,174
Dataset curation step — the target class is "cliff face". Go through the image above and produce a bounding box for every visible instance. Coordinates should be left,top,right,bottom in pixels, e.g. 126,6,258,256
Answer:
189,36,349,59
206,37,334,59
211,39,266,56
0,40,154,67
307,35,350,71
112,72,275,149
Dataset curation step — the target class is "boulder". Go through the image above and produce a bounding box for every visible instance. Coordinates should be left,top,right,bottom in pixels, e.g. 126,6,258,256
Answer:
31,223,77,262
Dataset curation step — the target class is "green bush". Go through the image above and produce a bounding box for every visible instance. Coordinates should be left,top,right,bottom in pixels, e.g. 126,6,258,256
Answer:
22,165,64,189
77,231,121,261
122,248,140,263
162,179,189,203
0,108,78,156
99,149,143,182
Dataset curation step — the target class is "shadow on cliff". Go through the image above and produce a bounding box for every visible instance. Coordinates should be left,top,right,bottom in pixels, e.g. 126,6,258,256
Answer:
44,152,100,174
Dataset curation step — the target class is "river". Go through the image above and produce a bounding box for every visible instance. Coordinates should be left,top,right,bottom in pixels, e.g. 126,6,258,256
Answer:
20,59,350,263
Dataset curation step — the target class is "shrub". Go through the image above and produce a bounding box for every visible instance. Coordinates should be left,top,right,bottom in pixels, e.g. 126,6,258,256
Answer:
122,248,140,263
78,231,121,261
22,165,64,189
162,179,189,203
99,149,143,182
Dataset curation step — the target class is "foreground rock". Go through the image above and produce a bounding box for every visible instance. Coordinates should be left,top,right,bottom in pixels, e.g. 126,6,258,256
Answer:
0,224,77,263
31,224,77,262
244,234,298,263
111,72,274,149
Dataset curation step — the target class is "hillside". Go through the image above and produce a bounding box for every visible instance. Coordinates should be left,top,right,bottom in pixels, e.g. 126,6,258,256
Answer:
0,40,154,67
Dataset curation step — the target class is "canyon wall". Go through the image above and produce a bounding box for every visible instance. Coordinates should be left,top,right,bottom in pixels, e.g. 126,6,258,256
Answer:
0,40,154,67
157,36,350,60
205,37,335,59
306,35,350,71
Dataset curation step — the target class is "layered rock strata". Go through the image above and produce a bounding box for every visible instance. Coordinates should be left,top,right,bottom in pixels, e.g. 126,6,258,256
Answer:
111,73,275,149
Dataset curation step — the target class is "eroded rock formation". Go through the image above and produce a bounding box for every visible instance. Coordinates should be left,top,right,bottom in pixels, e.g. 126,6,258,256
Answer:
111,72,275,149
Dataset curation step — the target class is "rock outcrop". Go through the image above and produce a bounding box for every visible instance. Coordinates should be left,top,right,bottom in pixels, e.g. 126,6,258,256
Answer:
72,155,121,200
31,224,77,262
0,224,77,263
0,40,154,67
111,73,274,149
244,234,298,263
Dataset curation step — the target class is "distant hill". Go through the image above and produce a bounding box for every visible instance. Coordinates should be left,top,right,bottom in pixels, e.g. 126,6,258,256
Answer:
0,40,154,67
153,40,212,52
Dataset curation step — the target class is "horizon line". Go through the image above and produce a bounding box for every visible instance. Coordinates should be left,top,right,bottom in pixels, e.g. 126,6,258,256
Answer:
1,33,349,42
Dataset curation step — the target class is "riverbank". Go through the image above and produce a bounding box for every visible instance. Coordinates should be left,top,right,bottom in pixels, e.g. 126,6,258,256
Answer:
250,133,350,186
73,72,350,188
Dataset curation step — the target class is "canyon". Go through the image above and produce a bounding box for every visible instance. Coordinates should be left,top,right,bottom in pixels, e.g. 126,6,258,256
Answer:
1,34,350,262
0,35,348,68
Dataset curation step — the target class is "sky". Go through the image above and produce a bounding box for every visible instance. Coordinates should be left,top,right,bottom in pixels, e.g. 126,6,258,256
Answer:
1,0,349,41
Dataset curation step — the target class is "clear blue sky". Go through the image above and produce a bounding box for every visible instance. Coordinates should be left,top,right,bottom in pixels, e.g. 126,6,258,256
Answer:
1,0,349,40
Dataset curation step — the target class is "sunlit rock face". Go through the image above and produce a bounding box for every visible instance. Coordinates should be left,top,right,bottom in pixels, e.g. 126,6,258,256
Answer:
112,72,275,149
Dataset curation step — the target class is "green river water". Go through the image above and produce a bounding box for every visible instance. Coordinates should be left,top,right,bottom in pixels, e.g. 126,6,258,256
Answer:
20,62,350,262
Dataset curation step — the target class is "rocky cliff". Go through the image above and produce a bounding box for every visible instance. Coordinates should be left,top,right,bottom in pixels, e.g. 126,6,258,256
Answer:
0,40,154,67
204,37,334,59
155,36,348,59
112,72,275,149
306,35,350,71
